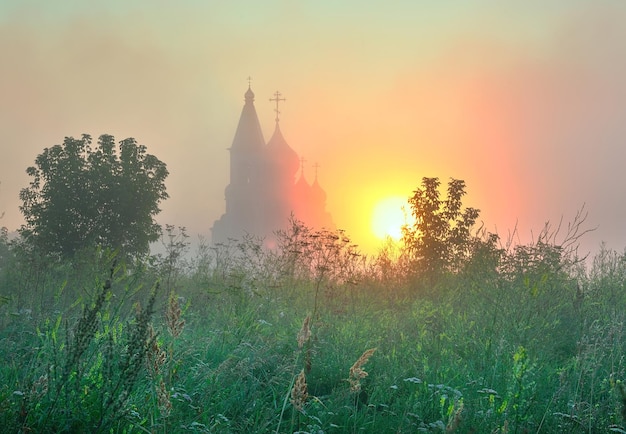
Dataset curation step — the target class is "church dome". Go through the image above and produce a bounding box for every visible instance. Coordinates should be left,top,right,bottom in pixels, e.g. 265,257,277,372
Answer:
311,176,327,203
266,123,299,177
294,169,311,196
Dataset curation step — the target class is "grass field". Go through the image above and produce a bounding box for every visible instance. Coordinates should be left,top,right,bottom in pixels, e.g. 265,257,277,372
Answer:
1,226,625,433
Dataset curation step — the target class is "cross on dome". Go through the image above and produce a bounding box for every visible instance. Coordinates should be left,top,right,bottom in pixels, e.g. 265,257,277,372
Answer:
269,91,286,123
299,156,307,176
313,162,320,180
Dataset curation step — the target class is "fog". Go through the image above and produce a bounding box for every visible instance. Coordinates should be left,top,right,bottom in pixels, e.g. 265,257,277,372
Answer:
1,1,625,255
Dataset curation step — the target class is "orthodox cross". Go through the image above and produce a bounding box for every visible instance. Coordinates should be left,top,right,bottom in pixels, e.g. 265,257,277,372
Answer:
247,76,252,87
299,156,307,177
270,91,286,123
313,162,320,180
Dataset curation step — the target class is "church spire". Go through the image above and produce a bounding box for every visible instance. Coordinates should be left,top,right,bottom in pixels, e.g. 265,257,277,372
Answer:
244,76,254,101
231,80,265,152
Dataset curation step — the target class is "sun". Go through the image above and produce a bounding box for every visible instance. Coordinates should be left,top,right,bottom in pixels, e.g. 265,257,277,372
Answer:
371,196,412,240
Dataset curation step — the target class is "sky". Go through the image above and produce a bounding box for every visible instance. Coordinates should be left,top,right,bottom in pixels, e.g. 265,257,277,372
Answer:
1,1,625,257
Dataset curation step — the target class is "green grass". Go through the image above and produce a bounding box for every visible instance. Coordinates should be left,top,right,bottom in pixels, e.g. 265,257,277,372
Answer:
1,236,626,433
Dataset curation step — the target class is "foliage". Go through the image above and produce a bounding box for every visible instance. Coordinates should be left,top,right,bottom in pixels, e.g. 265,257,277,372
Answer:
19,134,168,259
0,226,9,273
152,224,191,297
0,181,8,274
402,177,482,282
2,179,625,433
0,255,159,432
274,217,363,316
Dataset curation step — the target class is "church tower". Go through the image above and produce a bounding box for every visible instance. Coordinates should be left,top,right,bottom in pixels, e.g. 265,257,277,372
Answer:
212,85,265,242
212,83,334,246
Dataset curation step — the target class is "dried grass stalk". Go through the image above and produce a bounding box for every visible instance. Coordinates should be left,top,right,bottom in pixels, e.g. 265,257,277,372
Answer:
146,324,166,375
348,348,376,393
157,378,172,417
166,294,185,338
297,315,311,349
290,369,308,411
30,374,48,401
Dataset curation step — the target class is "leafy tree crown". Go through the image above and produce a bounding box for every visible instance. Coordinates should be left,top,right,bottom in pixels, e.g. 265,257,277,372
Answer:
402,177,480,277
19,134,169,259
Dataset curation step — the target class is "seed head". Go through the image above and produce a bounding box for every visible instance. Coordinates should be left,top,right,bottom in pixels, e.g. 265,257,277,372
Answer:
349,348,376,393
290,369,309,411
297,315,311,349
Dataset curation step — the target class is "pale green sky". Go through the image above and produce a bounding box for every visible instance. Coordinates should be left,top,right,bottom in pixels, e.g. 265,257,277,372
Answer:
1,1,625,254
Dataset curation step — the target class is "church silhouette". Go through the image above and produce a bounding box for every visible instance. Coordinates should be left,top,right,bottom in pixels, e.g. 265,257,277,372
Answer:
211,84,334,245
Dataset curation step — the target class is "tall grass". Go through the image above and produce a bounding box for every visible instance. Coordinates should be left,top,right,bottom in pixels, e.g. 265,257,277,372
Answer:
1,224,626,432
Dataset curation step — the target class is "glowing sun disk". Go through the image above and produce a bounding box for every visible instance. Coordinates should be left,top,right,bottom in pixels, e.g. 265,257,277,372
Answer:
371,196,412,240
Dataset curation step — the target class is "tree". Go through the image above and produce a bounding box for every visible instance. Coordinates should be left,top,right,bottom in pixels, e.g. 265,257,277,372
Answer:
19,134,168,259
402,177,480,279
